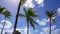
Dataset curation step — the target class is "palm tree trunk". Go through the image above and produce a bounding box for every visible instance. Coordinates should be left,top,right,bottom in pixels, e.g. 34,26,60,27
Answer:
49,18,51,34
13,0,22,33
1,17,6,34
1,22,5,34
27,18,29,34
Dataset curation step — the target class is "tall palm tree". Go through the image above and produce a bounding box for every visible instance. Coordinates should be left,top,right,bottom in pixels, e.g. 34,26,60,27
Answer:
13,0,26,33
19,7,39,34
46,10,56,34
0,9,11,34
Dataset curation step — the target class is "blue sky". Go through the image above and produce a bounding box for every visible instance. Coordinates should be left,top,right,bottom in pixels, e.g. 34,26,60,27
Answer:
0,0,60,34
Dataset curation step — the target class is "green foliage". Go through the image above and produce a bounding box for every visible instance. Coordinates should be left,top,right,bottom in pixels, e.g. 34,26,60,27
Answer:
21,0,26,6
23,7,26,13
0,6,11,19
19,7,39,29
0,6,5,13
46,10,56,23
19,14,25,17
28,17,39,29
1,10,11,18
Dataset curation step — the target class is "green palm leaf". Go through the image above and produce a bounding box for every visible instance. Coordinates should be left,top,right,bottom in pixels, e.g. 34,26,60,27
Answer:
27,8,39,17
23,7,26,14
21,0,26,6
46,10,56,23
30,21,35,29
1,10,11,18
19,14,26,17
29,17,39,29
46,10,50,17
29,17,39,25
0,7,5,13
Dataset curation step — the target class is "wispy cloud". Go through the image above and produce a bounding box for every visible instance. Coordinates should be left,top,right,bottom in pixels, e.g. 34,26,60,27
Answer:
35,0,44,7
0,29,5,34
23,0,35,8
51,29,60,34
57,8,60,15
36,18,49,26
0,20,12,29
0,27,32,34
23,0,44,8
40,25,60,34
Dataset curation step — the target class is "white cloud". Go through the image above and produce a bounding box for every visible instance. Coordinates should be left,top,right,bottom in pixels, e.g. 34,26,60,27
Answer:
0,29,5,34
57,8,60,15
23,0,44,8
0,20,12,29
36,17,56,26
51,29,60,34
23,0,35,8
0,27,32,34
40,25,60,34
42,25,56,31
35,0,44,7
36,18,49,26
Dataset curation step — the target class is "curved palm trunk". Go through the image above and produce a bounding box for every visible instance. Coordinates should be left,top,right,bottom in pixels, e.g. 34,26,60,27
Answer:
1,22,5,34
27,18,29,34
1,17,6,34
13,0,22,33
49,18,51,34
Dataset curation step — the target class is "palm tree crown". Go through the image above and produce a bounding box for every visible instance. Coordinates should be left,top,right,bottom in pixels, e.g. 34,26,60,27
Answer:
1,10,11,18
19,7,39,34
19,7,39,29
46,10,56,23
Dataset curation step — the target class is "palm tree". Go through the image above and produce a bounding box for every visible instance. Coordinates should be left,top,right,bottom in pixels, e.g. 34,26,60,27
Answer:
46,10,56,34
13,0,26,33
19,7,39,34
0,8,11,34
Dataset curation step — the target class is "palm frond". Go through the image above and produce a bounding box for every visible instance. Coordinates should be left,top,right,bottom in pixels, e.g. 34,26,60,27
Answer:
21,0,26,6
19,14,26,17
1,10,11,18
32,20,39,25
29,21,35,30
30,17,39,25
29,17,39,29
23,7,26,14
0,7,5,13
46,10,50,17
27,8,39,17
50,10,57,17
51,19,55,24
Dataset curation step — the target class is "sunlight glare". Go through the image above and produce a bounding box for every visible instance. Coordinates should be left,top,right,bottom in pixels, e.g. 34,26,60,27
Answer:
8,0,20,5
